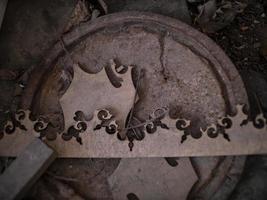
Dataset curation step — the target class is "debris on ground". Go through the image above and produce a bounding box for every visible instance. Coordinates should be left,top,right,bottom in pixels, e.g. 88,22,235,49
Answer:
0,69,19,80
190,0,247,33
64,0,96,32
191,0,267,74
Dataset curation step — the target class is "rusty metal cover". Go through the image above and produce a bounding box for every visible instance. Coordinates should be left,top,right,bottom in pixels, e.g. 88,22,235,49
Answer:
2,12,265,157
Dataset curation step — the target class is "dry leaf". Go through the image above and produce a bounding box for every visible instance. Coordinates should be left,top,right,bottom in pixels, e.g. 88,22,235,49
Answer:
197,0,247,33
64,0,92,33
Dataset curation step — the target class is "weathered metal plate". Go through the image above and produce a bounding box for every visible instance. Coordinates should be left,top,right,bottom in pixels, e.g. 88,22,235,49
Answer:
0,12,266,157
108,158,197,200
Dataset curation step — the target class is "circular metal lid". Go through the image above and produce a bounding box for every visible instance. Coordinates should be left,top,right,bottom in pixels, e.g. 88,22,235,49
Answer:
19,12,248,200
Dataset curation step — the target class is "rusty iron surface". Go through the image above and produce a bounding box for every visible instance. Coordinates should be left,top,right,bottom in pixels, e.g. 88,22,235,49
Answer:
21,11,248,138
0,12,256,158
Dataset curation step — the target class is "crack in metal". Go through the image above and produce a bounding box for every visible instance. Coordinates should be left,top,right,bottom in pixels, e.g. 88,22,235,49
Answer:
158,33,170,81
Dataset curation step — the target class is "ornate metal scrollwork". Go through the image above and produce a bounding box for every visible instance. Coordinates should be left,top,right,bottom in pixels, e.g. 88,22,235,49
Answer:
62,121,87,144
2,110,48,139
126,108,170,151
93,109,118,135
61,109,119,144
121,104,267,151
4,110,27,134
1,105,266,154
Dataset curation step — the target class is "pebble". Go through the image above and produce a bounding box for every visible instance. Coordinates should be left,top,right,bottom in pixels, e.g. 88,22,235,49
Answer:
240,26,249,31
19,83,25,88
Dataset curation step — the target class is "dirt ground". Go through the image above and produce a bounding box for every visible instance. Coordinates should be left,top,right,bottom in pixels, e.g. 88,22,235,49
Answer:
189,0,267,115
211,1,267,74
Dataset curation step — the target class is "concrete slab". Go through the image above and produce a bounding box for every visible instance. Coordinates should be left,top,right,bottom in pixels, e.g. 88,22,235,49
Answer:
0,139,56,200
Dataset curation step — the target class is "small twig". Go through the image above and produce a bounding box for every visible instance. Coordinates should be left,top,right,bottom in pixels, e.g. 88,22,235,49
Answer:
46,171,79,182
194,0,206,25
97,0,108,14
123,110,168,131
